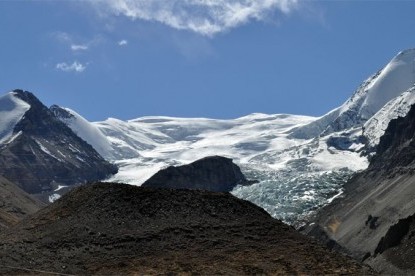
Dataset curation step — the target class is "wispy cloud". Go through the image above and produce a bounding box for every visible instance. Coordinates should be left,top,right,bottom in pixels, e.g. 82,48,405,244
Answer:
88,0,299,36
56,61,87,73
118,40,128,46
71,44,89,51
52,31,102,51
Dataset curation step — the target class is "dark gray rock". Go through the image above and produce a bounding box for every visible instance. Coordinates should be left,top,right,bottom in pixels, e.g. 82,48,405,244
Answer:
142,156,254,192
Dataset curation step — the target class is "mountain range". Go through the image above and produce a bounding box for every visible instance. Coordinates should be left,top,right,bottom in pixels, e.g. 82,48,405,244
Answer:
0,49,414,221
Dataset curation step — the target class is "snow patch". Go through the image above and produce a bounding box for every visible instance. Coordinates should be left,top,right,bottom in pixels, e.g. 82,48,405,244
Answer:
54,185,68,192
49,193,61,203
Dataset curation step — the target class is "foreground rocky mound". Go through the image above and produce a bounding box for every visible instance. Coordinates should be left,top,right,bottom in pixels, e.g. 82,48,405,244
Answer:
306,103,415,274
0,182,369,275
0,176,44,229
142,156,253,192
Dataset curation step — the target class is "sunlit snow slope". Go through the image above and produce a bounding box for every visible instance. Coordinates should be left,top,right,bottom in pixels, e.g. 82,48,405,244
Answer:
0,92,30,144
56,49,415,225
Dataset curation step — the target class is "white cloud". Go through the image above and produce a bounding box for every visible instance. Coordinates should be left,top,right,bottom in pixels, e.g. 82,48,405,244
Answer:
118,40,128,46
56,61,87,73
71,44,89,51
89,0,299,36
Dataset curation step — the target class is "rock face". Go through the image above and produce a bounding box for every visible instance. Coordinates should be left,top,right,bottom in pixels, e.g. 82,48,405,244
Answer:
142,156,252,192
306,103,415,274
0,175,44,229
0,90,118,197
0,182,371,275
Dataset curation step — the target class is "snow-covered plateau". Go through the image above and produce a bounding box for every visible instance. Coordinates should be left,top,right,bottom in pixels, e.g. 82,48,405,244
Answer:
3,49,415,225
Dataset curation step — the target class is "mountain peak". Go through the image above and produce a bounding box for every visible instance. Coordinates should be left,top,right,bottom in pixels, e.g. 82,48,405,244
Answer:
0,90,118,197
11,89,40,105
291,48,415,139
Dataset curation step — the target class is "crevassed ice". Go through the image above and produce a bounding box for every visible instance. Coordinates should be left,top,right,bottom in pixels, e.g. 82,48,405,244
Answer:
232,166,353,226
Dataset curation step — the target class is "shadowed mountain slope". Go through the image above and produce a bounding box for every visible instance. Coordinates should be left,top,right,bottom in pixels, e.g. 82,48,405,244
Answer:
0,175,44,229
306,103,415,274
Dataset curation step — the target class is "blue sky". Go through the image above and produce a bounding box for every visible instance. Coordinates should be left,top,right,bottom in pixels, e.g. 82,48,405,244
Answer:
0,0,414,121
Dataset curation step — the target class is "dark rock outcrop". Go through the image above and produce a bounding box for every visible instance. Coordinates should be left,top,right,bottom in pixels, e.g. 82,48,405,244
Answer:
0,182,371,275
374,214,415,256
142,156,254,192
0,90,118,197
369,102,415,174
306,103,415,274
0,175,44,229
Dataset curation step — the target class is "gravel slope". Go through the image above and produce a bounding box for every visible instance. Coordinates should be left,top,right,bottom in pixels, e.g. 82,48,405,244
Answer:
0,182,371,275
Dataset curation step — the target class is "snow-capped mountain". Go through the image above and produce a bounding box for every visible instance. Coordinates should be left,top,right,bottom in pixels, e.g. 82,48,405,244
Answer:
52,48,415,224
1,48,413,223
291,48,415,140
0,90,117,199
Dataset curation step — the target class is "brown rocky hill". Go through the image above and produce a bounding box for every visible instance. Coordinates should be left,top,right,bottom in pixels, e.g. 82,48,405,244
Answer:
0,175,44,229
0,182,370,275
306,103,415,274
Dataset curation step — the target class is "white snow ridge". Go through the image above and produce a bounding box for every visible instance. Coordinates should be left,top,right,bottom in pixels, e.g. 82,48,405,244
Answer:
54,48,415,225
0,92,30,144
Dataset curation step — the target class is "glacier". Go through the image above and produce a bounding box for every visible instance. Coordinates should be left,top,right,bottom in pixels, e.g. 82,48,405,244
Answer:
47,49,415,225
